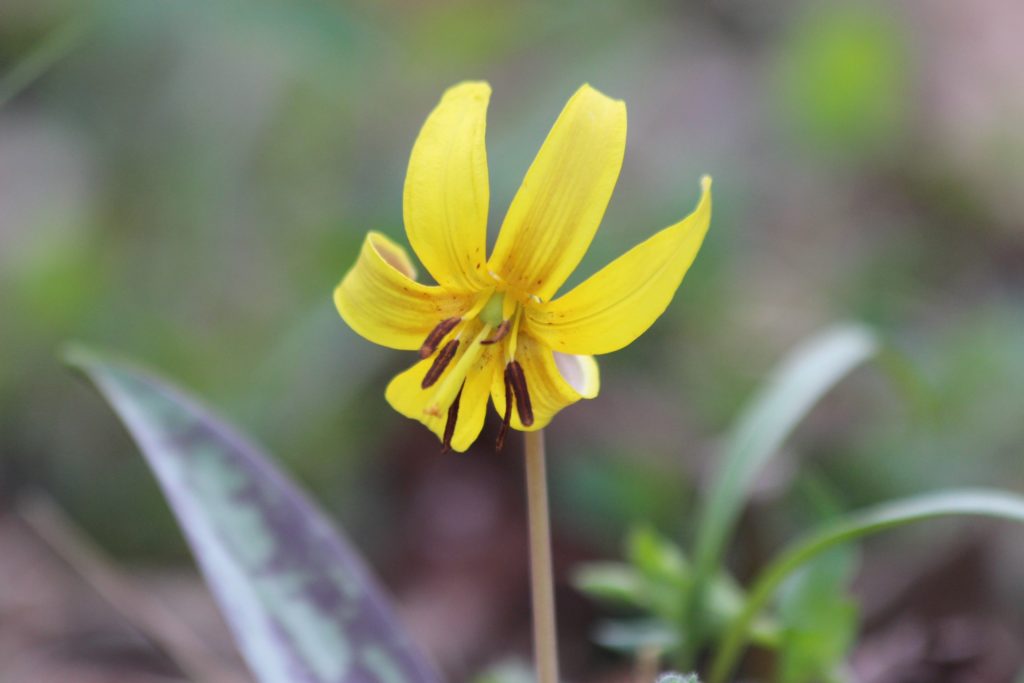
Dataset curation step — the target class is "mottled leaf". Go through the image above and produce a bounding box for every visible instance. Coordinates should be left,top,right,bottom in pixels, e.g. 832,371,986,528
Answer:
67,346,442,683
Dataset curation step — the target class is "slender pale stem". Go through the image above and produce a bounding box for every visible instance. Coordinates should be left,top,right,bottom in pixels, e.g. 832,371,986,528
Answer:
525,428,559,683
635,645,661,683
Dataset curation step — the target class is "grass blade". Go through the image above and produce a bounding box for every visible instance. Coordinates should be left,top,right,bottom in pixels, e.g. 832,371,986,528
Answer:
709,488,1024,683
683,324,878,657
0,16,92,108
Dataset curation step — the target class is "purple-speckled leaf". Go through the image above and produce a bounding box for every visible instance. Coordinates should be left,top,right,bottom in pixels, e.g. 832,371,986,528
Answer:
68,347,443,683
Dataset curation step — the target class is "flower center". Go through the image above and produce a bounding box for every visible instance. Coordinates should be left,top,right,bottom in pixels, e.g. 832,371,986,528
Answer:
479,291,504,327
424,323,492,419
417,290,534,451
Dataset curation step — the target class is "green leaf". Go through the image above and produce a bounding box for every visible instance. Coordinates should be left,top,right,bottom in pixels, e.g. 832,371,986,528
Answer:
684,324,878,656
575,543,780,650
710,488,1024,683
628,526,690,585
0,15,93,108
651,671,700,683
627,526,691,623
572,562,649,608
656,674,700,683
66,346,441,683
776,548,858,683
775,476,859,682
594,619,681,652
471,661,534,683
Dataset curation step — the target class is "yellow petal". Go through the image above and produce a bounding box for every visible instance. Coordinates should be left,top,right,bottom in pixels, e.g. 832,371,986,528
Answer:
334,232,470,351
404,81,491,292
488,84,627,301
526,176,711,355
386,334,498,452
491,333,600,432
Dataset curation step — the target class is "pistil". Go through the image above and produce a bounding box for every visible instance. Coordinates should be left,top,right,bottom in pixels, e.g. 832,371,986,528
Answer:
479,291,505,328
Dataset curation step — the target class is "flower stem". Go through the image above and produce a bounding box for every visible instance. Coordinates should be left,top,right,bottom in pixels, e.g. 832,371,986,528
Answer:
525,428,559,683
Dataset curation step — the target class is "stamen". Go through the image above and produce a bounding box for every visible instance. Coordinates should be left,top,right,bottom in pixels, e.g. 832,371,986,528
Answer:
481,319,511,345
506,360,534,427
419,317,461,359
421,339,459,389
425,325,492,417
441,383,464,453
496,365,514,451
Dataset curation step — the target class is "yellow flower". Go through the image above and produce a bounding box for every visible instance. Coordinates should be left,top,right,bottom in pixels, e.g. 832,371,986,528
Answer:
334,82,712,452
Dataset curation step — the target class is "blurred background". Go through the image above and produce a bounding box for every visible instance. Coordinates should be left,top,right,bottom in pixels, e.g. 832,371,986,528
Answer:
2,0,1023,681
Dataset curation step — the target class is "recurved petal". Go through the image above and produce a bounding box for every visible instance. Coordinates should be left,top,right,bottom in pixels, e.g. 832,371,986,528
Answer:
525,176,711,356
404,81,491,292
334,232,470,351
491,333,600,432
386,338,498,452
488,84,627,301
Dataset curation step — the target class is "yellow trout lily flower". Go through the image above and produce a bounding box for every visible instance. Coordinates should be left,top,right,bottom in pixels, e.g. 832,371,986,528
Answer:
334,82,712,452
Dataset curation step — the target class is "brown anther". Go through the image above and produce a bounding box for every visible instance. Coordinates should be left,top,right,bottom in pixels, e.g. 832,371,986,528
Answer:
496,365,514,451
419,317,461,359
441,383,464,453
481,319,511,345
421,339,459,389
506,360,534,427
